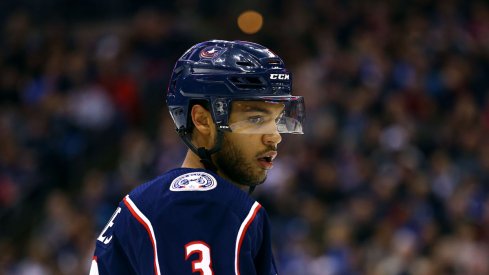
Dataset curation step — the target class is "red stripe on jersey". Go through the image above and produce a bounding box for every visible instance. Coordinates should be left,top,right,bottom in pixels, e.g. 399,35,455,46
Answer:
235,202,262,275
123,196,160,275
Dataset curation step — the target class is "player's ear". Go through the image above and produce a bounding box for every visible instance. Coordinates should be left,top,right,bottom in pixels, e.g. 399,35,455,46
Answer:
191,104,215,136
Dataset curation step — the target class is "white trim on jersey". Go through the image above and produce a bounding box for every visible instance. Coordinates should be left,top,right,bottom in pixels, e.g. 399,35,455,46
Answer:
89,257,99,275
124,195,162,275
234,201,262,275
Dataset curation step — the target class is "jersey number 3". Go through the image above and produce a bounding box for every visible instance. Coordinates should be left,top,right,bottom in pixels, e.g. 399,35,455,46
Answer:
185,241,214,275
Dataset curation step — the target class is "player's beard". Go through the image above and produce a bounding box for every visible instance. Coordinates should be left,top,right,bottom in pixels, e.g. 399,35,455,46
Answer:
214,135,268,187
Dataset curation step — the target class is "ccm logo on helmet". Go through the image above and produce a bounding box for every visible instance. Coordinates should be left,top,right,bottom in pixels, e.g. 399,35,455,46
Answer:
270,73,290,80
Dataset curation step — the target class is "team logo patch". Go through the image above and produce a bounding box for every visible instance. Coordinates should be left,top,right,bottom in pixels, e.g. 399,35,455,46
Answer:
170,172,217,192
200,46,222,58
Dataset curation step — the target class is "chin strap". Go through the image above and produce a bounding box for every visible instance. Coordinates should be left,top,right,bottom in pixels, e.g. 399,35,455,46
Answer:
180,131,223,173
197,146,218,172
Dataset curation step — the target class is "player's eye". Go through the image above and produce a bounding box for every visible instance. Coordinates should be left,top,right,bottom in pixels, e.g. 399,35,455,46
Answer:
248,116,265,125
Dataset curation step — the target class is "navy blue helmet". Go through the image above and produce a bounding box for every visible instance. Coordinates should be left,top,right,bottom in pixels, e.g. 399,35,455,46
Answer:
166,40,305,136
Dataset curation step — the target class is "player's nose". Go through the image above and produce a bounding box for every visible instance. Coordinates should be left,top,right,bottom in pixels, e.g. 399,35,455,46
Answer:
263,131,282,146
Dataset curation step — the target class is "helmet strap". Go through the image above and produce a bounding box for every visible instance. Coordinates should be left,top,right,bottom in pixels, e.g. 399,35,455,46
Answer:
197,147,217,172
180,131,223,173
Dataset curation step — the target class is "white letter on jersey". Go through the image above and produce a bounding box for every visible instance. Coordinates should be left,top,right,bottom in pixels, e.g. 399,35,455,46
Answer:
97,207,121,244
185,241,214,275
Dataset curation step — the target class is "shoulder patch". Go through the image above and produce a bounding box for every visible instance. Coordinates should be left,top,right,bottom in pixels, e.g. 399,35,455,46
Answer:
170,172,217,192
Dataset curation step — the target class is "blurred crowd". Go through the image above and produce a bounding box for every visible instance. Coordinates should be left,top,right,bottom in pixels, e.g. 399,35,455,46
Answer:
1,0,489,274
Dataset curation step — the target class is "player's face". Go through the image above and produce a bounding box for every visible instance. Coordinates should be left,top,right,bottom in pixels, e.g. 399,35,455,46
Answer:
214,101,283,186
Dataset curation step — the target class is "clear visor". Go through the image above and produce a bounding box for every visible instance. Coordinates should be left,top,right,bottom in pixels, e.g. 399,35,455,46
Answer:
227,98,305,134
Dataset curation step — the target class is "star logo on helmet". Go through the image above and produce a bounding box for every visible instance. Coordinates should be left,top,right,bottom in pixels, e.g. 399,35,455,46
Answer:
200,46,222,58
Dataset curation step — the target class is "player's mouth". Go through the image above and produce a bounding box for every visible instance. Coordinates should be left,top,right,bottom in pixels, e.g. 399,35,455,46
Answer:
257,151,277,170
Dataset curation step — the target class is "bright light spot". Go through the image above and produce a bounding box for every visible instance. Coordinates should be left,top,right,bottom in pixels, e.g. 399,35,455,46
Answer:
237,10,263,35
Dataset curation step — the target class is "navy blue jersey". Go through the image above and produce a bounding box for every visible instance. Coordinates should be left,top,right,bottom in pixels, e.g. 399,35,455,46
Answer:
90,168,278,275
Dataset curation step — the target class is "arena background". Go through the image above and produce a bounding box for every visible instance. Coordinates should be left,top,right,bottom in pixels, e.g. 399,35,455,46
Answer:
1,0,489,274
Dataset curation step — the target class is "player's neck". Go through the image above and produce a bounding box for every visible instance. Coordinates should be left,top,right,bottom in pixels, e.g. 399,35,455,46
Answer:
181,150,205,169
181,150,248,191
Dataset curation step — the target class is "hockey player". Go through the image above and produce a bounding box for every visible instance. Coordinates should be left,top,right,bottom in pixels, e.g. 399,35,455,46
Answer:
90,40,305,275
